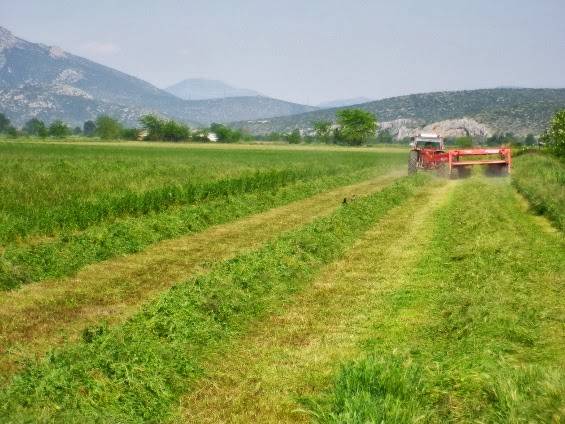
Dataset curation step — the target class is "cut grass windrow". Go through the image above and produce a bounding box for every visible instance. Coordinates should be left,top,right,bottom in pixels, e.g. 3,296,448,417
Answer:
0,166,400,290
174,178,453,423
305,176,564,423
0,172,402,377
0,173,432,423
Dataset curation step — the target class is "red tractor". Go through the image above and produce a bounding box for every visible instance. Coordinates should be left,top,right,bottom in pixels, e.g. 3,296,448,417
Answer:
408,133,511,178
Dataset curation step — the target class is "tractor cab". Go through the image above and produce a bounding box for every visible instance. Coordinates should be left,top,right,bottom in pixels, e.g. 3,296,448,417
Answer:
413,133,444,152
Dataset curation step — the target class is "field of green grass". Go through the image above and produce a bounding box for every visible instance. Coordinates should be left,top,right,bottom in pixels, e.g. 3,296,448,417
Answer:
0,142,404,290
303,176,564,423
0,141,562,423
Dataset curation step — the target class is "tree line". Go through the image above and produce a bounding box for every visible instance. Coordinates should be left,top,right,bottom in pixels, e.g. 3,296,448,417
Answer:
0,113,251,143
1,108,563,157
0,108,380,145
261,109,379,146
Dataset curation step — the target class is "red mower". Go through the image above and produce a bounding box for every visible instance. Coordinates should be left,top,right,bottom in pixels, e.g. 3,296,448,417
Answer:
408,133,511,178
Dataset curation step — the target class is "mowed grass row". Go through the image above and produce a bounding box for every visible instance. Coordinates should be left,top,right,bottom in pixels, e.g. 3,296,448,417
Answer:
0,173,432,423
0,142,405,289
303,177,564,423
511,152,565,231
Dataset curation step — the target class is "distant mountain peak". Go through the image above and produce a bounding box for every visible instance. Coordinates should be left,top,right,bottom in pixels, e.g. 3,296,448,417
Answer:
165,78,264,100
0,27,317,128
0,26,20,52
316,97,374,108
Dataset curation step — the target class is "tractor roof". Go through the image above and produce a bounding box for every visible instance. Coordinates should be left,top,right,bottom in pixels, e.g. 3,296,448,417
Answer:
416,133,441,139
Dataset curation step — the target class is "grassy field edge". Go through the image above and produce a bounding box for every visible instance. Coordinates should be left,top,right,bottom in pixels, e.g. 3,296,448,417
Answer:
303,177,564,423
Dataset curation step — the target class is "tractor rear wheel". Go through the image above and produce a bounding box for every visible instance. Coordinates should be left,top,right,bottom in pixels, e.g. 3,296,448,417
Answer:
408,150,419,174
437,162,448,178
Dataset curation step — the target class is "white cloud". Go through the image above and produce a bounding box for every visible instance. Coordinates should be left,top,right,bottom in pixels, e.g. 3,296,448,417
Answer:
79,41,121,56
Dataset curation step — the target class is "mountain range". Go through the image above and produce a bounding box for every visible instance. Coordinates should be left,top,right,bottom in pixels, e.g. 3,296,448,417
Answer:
232,88,565,137
1,25,564,137
0,26,316,128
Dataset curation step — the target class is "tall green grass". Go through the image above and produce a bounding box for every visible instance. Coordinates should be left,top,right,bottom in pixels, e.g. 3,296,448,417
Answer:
0,142,405,290
511,152,565,231
0,168,384,290
0,143,397,243
304,177,564,423
0,174,432,423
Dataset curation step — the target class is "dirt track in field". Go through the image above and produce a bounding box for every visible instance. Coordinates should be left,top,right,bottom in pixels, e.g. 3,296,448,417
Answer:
0,171,403,377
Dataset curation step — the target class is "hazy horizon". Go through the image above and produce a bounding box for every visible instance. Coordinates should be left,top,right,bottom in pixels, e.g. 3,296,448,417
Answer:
2,0,564,105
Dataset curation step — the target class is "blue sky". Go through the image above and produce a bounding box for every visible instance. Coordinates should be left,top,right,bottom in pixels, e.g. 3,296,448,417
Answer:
1,0,564,104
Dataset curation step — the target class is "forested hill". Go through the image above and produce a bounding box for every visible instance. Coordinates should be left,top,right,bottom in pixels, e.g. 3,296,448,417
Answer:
231,88,565,136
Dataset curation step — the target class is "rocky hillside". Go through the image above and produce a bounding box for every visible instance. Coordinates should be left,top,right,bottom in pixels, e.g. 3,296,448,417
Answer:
0,26,315,128
232,88,565,137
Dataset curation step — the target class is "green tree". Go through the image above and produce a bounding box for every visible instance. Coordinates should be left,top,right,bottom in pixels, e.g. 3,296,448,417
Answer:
83,120,96,137
210,123,242,143
456,136,474,148
139,114,165,140
540,109,565,158
38,125,48,138
486,132,517,147
23,118,46,136
139,115,190,142
313,121,334,144
376,129,394,144
95,115,123,140
524,133,536,147
286,129,301,144
0,113,11,133
162,120,190,142
48,120,69,138
191,128,211,142
335,109,377,145
5,125,18,138
121,128,141,141
265,131,282,142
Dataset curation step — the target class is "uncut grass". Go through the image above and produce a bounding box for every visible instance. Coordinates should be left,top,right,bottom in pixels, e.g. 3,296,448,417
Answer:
0,173,431,423
305,176,564,423
0,142,400,244
511,152,565,231
0,168,394,290
1,147,404,290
